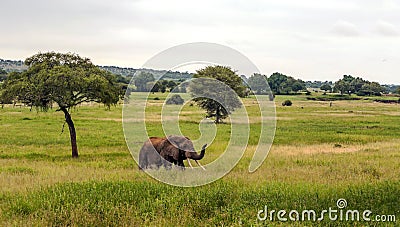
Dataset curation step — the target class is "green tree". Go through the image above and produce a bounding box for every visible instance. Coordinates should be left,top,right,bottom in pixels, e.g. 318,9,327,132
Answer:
146,81,160,93
267,72,305,94
334,76,352,95
0,72,19,106
397,87,400,95
247,73,268,94
114,74,130,91
334,75,385,96
134,72,155,92
358,82,386,96
190,66,246,124
291,81,305,92
0,52,123,158
350,77,366,94
320,84,332,92
267,72,287,94
159,81,167,93
0,68,7,82
166,80,177,91
161,80,168,86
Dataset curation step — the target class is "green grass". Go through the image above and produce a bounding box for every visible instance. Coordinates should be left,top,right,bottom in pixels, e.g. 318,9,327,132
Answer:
2,181,399,226
0,93,399,226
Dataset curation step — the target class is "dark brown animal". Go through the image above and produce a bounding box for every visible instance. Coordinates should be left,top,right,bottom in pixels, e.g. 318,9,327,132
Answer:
139,135,206,170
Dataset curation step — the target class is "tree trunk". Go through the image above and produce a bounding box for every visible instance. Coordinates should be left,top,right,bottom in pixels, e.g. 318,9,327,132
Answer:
215,106,221,124
61,107,79,158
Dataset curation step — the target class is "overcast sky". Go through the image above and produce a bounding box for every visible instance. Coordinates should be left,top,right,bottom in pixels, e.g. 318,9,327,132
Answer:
1,0,399,84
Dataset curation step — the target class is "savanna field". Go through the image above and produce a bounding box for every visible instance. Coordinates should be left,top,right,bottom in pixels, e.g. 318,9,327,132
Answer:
0,93,399,226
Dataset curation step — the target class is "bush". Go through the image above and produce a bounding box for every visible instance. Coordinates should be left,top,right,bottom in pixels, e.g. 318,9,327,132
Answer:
374,99,400,104
166,94,184,105
307,96,361,101
153,97,160,100
282,100,292,106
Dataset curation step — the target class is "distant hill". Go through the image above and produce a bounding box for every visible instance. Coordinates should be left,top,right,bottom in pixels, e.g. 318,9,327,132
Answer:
0,59,28,72
99,66,193,81
0,58,397,90
0,58,193,81
383,84,400,94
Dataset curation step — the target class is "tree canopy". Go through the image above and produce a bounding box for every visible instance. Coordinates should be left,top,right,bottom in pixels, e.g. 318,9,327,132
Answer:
333,75,386,96
134,72,155,92
190,65,246,123
148,79,178,93
0,68,6,82
320,84,333,92
247,73,269,95
0,52,123,157
267,72,306,95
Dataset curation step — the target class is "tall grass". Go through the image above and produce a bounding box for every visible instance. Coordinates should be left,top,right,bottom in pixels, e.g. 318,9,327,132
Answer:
2,180,399,226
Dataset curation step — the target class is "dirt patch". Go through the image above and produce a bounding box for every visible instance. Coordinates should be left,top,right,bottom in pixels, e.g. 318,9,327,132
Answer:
267,140,400,156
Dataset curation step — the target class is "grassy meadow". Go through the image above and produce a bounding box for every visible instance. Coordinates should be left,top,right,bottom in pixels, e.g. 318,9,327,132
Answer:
0,93,399,226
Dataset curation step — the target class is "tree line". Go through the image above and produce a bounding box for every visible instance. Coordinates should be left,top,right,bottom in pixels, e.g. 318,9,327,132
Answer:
132,71,182,93
2,57,399,96
128,70,398,97
333,75,386,96
246,72,398,96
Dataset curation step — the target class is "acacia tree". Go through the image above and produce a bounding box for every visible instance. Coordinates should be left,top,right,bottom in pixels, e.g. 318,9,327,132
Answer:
190,66,246,124
0,52,123,158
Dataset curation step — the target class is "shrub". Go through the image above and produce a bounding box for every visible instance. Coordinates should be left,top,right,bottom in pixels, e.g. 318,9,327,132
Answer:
153,97,160,100
306,96,361,101
282,100,292,106
166,94,184,105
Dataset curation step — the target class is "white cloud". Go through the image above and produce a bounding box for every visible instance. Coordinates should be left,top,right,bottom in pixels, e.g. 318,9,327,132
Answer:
375,20,399,36
382,0,400,11
332,20,361,37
